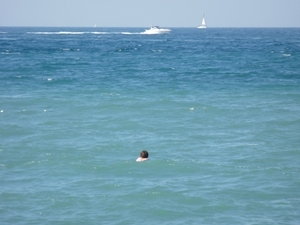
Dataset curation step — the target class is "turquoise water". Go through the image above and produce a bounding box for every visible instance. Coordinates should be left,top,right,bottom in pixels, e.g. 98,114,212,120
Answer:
1,27,300,224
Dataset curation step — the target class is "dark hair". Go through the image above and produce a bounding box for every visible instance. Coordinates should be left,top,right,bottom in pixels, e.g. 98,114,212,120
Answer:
140,150,149,158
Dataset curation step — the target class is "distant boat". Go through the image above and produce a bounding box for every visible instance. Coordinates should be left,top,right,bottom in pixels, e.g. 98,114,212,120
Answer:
142,26,171,34
197,12,207,29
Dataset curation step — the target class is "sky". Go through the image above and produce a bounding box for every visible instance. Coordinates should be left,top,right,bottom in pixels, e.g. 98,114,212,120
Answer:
1,0,300,27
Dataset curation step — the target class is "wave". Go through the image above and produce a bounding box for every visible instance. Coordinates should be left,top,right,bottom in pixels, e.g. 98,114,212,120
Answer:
1,51,20,55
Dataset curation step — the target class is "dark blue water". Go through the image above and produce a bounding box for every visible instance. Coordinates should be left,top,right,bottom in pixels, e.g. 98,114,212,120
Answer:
1,27,300,225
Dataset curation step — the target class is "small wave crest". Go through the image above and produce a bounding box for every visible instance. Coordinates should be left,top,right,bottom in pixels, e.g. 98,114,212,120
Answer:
1,50,20,55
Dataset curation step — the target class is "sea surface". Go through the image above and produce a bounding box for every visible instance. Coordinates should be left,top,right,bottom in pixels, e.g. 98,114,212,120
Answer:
0,27,300,225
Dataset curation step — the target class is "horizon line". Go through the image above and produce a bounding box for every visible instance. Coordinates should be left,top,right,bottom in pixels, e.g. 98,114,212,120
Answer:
0,25,299,29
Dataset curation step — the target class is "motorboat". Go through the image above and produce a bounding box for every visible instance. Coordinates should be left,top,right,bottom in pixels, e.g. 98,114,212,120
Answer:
142,26,171,34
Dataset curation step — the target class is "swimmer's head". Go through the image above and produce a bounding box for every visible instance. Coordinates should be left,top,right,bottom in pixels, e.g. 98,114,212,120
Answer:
140,150,149,158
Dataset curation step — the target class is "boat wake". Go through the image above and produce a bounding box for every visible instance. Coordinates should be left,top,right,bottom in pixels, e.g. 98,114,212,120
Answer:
27,31,143,35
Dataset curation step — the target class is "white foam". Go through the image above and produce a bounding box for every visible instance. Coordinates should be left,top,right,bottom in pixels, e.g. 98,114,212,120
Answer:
93,32,111,35
96,32,110,35
24,161,35,165
27,31,143,36
1,51,20,55
27,31,120,35
27,31,85,35
122,32,140,35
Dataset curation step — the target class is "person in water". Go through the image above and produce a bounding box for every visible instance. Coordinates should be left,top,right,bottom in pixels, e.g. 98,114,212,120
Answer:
136,150,149,162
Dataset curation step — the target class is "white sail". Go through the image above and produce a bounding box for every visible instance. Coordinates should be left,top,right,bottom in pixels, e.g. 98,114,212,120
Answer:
197,12,207,29
201,17,206,27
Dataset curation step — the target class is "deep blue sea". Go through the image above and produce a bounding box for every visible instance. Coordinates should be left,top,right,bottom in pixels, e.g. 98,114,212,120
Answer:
1,27,300,225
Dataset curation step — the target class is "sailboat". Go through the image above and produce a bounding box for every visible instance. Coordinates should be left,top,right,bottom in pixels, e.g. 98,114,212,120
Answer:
197,12,207,29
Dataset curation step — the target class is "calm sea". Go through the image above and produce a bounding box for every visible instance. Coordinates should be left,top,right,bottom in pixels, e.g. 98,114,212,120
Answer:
1,27,300,225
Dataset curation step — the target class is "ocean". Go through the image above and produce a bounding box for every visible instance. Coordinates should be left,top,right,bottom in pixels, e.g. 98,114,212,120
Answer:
0,27,299,224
